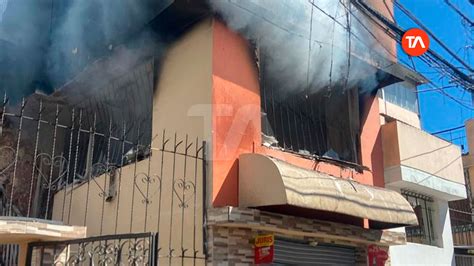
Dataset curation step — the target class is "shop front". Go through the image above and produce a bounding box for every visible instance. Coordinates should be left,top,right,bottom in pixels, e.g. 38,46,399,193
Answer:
205,154,417,265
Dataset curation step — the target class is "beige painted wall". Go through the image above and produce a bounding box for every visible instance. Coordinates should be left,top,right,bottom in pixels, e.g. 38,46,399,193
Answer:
51,20,214,265
152,19,213,139
379,98,421,129
382,121,464,185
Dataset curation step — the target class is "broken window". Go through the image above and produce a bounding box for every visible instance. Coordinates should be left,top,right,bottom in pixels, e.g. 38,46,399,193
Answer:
258,47,361,164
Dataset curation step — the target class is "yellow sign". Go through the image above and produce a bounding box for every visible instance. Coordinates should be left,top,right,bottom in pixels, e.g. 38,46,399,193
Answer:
255,234,274,247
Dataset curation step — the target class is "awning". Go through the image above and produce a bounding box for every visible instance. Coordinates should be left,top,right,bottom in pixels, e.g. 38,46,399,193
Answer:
239,154,418,227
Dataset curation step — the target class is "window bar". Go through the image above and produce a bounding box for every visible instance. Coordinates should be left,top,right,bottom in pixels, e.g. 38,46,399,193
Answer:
67,110,83,224
269,71,278,147
156,130,167,238
292,97,300,151
9,98,25,216
278,101,287,149
99,120,113,235
317,96,326,156
83,113,97,226
61,108,75,221
0,92,7,136
260,48,268,135
181,134,192,264
44,103,59,219
298,100,308,151
27,100,43,218
129,125,141,233
143,141,154,232
169,133,182,264
285,104,293,150
114,121,126,234
193,137,200,263
426,204,434,244
308,96,320,155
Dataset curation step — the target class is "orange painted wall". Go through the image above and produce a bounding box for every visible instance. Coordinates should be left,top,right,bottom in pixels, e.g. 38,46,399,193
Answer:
211,20,385,207
211,20,261,207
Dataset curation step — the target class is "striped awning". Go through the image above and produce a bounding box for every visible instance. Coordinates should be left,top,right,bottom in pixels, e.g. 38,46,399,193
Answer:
239,153,418,227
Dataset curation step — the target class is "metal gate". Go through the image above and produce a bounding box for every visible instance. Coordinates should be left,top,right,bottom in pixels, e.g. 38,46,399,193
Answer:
273,237,356,265
26,232,158,265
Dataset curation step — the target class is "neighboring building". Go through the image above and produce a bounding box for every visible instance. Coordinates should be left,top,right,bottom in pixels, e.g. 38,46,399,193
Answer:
449,119,474,265
0,1,466,265
375,2,467,265
379,83,467,266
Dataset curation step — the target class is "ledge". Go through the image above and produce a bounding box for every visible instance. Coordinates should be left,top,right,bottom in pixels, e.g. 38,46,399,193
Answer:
207,207,407,247
0,217,86,244
385,165,467,201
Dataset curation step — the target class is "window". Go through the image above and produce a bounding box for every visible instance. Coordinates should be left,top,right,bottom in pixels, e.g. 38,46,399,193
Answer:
379,82,419,114
258,47,361,164
402,190,436,245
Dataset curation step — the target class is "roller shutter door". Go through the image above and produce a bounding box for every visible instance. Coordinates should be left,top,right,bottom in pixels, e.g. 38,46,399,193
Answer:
273,238,356,265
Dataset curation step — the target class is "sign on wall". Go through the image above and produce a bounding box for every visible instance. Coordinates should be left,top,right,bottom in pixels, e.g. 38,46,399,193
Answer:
254,234,274,264
368,245,389,266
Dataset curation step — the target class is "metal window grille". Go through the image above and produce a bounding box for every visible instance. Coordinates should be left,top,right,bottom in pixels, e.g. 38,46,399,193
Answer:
0,88,207,265
401,190,436,245
258,46,361,164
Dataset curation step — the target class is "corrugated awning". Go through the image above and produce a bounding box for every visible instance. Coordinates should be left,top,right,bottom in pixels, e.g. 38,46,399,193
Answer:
239,154,418,227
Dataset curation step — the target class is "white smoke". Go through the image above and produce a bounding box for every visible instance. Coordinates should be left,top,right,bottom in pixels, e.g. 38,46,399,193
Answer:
0,0,7,23
210,0,389,95
47,0,167,88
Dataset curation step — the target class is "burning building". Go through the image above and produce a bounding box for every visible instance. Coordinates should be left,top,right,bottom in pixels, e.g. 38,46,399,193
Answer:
0,0,466,265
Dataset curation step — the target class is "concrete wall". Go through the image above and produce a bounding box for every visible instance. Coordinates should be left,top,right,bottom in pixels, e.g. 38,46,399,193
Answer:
152,19,213,139
365,0,396,61
382,121,465,185
379,98,421,129
51,20,213,265
390,200,455,266
211,19,387,210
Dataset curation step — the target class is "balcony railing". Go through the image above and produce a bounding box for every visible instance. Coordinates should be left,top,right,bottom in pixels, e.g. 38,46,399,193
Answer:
0,94,207,265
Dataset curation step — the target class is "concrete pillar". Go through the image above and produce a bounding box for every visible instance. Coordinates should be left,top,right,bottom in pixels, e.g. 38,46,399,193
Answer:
465,119,474,154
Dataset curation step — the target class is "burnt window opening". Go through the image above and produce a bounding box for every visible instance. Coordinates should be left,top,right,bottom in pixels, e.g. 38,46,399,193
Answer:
257,47,362,164
55,59,155,183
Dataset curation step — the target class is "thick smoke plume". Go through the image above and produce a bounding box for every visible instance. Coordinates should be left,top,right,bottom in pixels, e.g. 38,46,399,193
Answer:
0,0,166,100
47,0,166,88
210,0,390,95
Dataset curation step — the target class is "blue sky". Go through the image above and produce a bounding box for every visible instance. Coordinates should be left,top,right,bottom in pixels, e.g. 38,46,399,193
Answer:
395,0,473,151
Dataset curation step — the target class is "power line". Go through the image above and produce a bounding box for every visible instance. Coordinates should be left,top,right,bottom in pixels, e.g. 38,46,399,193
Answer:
394,0,473,73
432,124,465,135
416,85,457,93
350,0,474,93
444,0,474,28
338,0,473,109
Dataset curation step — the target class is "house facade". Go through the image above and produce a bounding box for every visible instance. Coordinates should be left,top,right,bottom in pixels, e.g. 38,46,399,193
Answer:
0,0,467,265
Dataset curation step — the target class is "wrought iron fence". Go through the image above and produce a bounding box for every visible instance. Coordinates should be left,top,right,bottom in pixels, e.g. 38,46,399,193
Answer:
0,93,207,265
26,232,158,265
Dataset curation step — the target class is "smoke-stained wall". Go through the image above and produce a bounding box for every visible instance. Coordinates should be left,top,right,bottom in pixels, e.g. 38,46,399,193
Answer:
47,0,172,88
210,0,391,96
0,0,52,101
0,0,173,101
